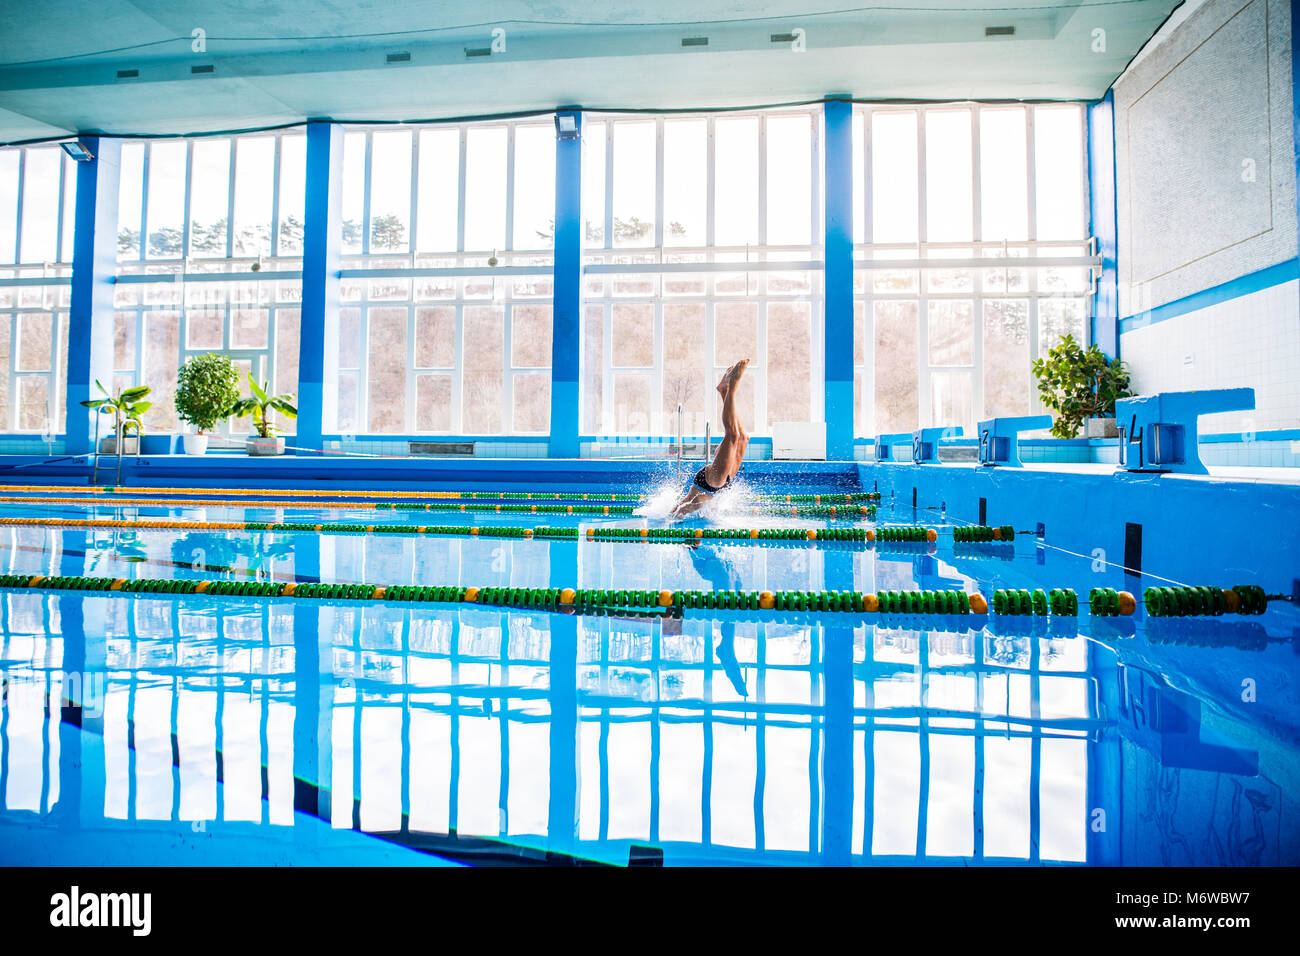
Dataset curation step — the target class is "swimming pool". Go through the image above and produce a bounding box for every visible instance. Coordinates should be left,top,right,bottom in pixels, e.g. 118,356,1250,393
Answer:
0,473,1296,867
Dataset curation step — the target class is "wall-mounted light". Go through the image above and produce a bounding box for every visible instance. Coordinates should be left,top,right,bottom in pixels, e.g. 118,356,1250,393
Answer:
554,112,580,141
60,141,94,162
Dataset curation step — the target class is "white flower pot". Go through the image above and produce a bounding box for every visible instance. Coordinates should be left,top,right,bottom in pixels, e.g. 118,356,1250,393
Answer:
181,434,209,455
246,436,285,456
98,435,139,455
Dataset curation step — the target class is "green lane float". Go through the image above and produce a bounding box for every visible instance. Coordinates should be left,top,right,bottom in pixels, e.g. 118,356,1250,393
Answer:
952,525,1016,542
0,574,1090,623
1144,584,1272,617
874,526,939,543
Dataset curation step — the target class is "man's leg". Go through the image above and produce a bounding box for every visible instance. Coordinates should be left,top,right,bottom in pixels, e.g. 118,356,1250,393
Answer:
705,360,749,486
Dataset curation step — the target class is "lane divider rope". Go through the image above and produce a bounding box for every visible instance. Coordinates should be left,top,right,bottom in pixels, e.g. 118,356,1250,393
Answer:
0,494,875,519
0,484,881,505
18,574,1270,621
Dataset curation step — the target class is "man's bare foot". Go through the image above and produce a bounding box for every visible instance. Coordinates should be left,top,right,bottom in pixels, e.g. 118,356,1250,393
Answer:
716,362,736,397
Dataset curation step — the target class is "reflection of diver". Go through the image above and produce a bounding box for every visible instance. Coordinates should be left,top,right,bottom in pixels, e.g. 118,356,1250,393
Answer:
686,543,748,699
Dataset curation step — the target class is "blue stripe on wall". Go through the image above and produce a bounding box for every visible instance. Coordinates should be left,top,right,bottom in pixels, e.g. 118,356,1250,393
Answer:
1118,258,1299,334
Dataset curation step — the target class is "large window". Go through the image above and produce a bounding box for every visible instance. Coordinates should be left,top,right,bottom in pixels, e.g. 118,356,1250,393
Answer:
852,104,1090,436
0,145,76,433
339,121,555,435
581,110,822,437
114,133,306,438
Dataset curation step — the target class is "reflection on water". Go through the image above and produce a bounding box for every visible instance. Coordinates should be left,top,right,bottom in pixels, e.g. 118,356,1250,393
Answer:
0,519,1295,866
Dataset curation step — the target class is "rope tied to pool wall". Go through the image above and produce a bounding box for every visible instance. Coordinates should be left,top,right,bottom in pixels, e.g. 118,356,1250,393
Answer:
0,572,1285,625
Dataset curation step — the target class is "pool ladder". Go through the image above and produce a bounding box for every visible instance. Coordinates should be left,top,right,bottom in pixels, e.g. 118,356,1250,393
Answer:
91,405,141,486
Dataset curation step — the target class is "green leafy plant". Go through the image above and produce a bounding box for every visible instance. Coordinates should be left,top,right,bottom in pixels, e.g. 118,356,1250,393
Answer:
175,353,241,434
230,375,297,438
1031,333,1133,438
80,380,151,436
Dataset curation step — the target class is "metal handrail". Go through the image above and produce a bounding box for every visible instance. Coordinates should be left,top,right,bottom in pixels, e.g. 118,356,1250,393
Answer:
117,420,143,485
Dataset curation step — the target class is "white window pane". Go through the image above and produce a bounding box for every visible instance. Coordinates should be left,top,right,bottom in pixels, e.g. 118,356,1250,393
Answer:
464,127,507,252
766,114,811,245
19,147,61,263
852,113,865,244
663,303,707,434
462,305,503,432
612,121,655,247
767,301,811,424
512,125,555,250
983,299,1030,419
714,117,758,246
0,151,18,263
582,122,606,247
928,300,973,366
926,110,973,242
1035,106,1085,240
663,119,706,246
341,132,366,254
232,136,275,257
1038,297,1087,357
930,369,972,429
871,111,918,244
116,142,145,260
367,306,406,432
277,134,306,256
874,300,918,433
979,108,1028,241
368,130,411,253
189,139,230,258
60,155,77,263
145,141,186,258
417,128,459,253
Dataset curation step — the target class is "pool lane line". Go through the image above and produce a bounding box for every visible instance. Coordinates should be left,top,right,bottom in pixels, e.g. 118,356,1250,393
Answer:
0,575,1143,622
0,484,880,505
0,494,875,519
0,516,904,548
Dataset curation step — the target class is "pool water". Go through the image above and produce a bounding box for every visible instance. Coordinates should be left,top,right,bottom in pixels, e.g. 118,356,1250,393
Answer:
0,483,1296,866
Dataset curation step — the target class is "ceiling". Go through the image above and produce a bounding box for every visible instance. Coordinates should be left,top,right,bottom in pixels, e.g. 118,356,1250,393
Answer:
0,1,1185,144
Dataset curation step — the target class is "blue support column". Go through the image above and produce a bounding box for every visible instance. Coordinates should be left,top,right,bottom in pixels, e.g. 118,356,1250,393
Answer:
297,121,344,455
65,136,120,456
1088,92,1120,358
550,111,583,458
823,99,855,461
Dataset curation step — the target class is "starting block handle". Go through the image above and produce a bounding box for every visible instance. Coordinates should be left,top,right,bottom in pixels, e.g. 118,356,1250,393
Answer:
977,414,1052,467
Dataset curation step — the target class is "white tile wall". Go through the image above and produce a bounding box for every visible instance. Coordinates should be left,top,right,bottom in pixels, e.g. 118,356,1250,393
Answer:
1120,279,1300,432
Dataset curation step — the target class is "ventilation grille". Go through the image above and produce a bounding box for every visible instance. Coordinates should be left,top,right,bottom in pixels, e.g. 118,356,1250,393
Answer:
409,441,475,456
386,51,411,63
985,25,1015,36
116,69,139,79
681,37,708,47
769,33,797,43
464,47,491,58
191,64,214,74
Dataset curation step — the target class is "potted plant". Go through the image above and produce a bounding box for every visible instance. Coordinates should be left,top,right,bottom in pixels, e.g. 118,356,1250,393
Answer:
174,353,241,455
230,375,297,456
1031,333,1133,439
80,380,151,454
